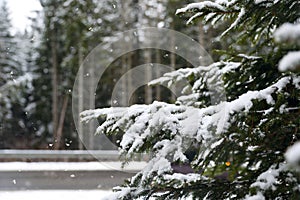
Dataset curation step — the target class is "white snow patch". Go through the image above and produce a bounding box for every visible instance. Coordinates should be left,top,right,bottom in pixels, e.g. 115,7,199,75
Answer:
274,23,300,72
141,157,171,180
163,173,206,184
255,0,279,5
285,142,300,166
251,163,286,191
244,192,265,200
0,190,113,200
176,2,226,15
274,23,300,44
254,0,266,4
0,162,147,172
278,51,300,72
238,54,261,60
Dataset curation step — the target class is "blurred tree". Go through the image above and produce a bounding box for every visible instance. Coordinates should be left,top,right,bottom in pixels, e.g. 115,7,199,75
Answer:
0,1,34,148
32,0,118,149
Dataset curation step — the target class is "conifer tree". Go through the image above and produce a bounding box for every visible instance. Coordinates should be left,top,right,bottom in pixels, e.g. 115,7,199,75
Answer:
82,0,300,199
0,0,19,88
32,0,117,149
0,0,33,148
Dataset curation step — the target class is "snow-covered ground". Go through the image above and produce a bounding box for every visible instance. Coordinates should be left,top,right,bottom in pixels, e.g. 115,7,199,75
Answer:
0,190,113,200
0,190,193,200
0,161,146,171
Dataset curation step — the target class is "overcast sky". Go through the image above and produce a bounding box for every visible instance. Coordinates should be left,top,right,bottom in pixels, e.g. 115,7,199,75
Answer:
7,0,42,33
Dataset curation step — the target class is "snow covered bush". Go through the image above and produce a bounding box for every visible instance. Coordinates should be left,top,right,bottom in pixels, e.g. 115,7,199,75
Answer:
81,0,300,199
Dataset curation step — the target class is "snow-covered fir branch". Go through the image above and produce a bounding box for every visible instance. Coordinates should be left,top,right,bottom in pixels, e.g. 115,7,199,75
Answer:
81,0,300,199
149,61,240,106
82,75,299,148
81,75,299,197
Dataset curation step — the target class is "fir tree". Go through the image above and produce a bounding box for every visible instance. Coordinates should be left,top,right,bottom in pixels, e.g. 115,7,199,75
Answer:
32,0,116,149
82,0,300,199
0,0,33,148
0,0,19,87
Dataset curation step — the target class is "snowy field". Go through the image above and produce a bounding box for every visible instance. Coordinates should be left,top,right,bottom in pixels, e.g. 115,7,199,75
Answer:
0,190,193,200
0,162,147,194
0,161,147,171
0,190,113,200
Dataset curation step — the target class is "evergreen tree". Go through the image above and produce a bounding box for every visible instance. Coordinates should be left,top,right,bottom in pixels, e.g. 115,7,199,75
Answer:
0,0,19,89
0,0,33,148
0,1,18,79
82,0,300,199
32,0,115,149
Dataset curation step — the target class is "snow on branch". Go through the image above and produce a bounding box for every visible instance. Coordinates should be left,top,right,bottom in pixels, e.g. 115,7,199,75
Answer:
81,76,298,148
244,192,265,200
278,51,300,72
109,168,209,199
82,66,299,200
245,163,291,199
176,0,291,41
245,141,300,198
176,1,240,28
148,62,240,106
254,0,280,6
221,7,245,37
149,62,240,88
175,2,227,16
81,76,299,182
285,142,300,169
274,22,300,72
250,163,287,191
274,23,300,45
237,54,262,60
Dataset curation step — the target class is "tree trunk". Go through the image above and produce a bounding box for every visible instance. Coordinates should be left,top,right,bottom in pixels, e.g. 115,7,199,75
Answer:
155,49,161,101
78,45,84,150
127,52,133,105
88,56,95,149
144,50,152,104
170,24,176,102
54,95,69,150
51,36,59,148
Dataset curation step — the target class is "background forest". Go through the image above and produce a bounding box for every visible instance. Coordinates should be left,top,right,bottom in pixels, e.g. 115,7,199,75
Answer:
0,0,214,150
